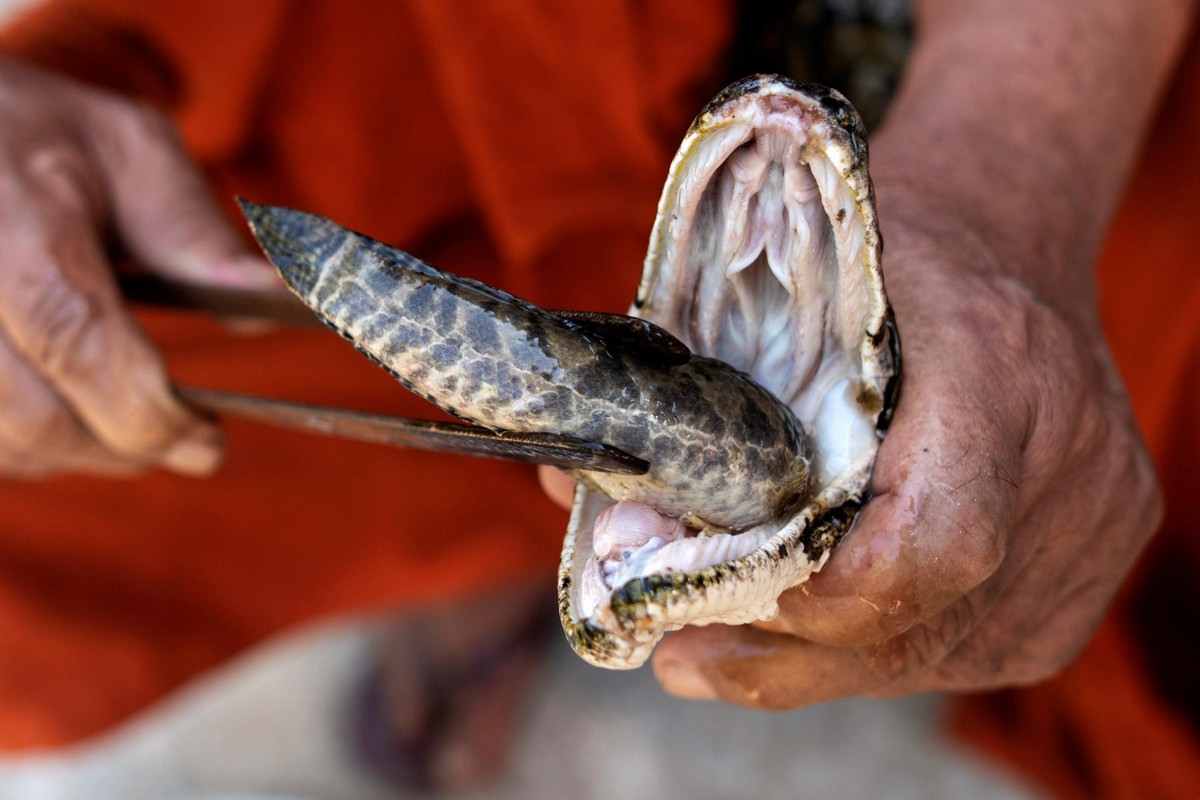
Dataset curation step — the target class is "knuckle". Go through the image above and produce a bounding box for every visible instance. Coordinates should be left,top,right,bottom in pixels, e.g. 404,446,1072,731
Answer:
717,669,799,711
58,354,182,460
859,641,915,686
954,520,1007,590
927,484,1009,592
19,146,104,218
103,401,178,459
864,604,972,687
933,598,977,652
748,690,801,712
892,632,939,679
98,366,198,462
15,276,104,379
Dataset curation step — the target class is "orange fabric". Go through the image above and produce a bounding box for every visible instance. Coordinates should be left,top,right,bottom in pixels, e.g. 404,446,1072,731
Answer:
950,32,1200,800
0,0,734,746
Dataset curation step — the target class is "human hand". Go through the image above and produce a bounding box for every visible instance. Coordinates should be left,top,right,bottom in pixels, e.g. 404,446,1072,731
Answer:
0,59,275,478
647,175,1162,707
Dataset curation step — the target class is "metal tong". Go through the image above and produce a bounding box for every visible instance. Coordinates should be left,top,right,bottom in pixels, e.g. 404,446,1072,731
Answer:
119,274,648,475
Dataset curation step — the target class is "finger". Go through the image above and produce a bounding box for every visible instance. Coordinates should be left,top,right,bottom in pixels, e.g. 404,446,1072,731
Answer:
538,466,576,510
85,99,278,289
654,626,895,709
770,371,1019,648
0,330,147,478
654,592,988,709
0,201,223,475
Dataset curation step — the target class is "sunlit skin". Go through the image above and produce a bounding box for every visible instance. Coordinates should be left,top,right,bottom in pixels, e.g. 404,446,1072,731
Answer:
0,58,277,478
547,0,1194,708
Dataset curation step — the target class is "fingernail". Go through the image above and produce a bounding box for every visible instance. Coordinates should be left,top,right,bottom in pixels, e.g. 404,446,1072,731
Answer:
162,436,222,476
210,255,281,289
657,660,718,701
232,255,283,288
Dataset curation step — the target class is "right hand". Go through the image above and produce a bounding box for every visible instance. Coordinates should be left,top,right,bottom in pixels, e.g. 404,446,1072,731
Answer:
0,58,276,479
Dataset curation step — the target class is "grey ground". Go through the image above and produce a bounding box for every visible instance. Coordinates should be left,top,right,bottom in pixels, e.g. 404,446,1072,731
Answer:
0,615,1044,800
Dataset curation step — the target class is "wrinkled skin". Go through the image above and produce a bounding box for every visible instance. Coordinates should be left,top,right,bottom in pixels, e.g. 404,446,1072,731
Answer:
544,0,1189,707
0,58,275,478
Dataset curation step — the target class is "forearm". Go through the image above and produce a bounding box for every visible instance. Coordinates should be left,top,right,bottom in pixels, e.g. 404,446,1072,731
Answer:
873,0,1196,311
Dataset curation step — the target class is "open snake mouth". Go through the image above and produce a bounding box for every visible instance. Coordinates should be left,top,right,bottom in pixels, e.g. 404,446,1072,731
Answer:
638,77,888,473
560,76,898,669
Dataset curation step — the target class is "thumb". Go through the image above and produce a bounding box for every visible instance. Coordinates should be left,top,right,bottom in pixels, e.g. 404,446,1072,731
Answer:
89,101,278,289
